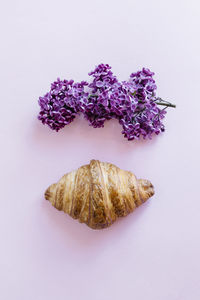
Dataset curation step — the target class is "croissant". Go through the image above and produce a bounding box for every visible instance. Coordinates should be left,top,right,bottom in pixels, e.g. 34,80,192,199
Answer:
45,160,154,229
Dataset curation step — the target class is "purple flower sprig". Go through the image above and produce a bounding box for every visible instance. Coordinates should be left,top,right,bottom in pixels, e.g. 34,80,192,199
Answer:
38,64,176,140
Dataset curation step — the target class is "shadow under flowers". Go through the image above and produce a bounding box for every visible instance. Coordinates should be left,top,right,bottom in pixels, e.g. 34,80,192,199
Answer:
30,115,159,169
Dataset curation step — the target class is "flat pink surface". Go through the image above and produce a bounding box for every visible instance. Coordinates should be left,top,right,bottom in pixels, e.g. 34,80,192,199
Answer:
1,1,200,299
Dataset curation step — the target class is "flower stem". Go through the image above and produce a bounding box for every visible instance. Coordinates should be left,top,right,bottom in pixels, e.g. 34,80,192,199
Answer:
155,97,176,108
156,102,176,108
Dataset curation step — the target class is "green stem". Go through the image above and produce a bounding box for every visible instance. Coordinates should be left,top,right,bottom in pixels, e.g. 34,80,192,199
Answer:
89,94,98,98
155,102,176,108
155,97,176,108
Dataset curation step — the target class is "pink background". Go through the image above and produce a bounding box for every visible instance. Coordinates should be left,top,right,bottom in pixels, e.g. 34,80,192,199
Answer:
1,0,200,299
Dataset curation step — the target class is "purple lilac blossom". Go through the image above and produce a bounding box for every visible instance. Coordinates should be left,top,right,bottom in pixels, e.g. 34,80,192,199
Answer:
80,64,118,127
38,64,170,140
118,68,167,140
38,78,88,131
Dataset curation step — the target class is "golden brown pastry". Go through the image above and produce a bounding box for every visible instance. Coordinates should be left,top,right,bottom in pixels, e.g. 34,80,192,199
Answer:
45,160,154,229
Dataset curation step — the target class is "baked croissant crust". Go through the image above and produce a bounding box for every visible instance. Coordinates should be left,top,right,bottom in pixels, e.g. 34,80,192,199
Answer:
45,160,154,229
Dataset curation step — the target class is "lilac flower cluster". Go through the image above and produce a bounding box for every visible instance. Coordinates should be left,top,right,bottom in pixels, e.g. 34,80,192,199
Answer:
78,64,115,127
38,79,88,131
38,64,175,140
119,68,167,140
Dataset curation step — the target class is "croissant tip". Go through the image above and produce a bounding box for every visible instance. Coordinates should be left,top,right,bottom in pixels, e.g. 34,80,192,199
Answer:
146,181,154,198
44,188,50,201
138,179,155,202
44,183,56,201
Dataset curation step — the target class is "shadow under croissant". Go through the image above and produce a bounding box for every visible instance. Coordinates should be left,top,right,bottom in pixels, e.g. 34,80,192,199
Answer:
42,195,153,254
44,160,154,231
